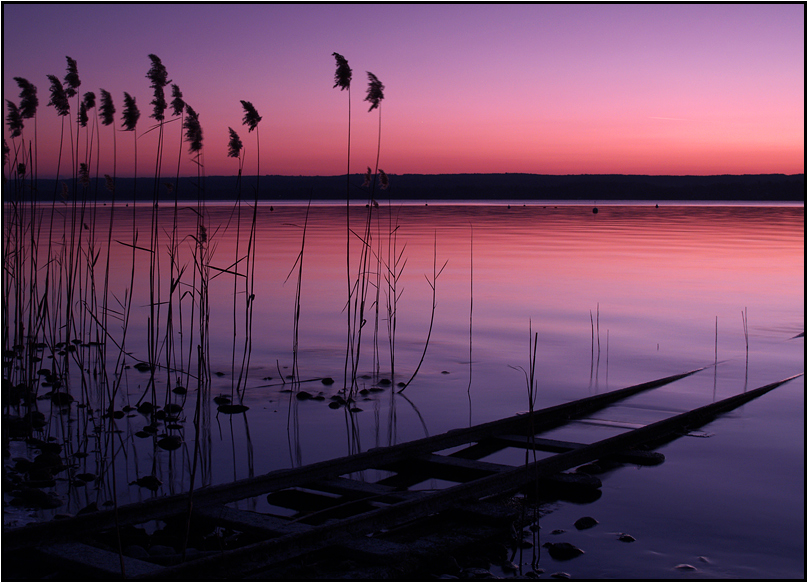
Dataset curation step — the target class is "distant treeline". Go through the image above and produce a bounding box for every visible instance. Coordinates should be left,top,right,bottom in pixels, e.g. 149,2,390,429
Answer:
6,173,805,202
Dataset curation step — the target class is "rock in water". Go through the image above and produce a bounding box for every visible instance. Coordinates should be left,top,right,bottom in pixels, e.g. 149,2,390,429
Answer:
574,516,598,530
543,542,584,561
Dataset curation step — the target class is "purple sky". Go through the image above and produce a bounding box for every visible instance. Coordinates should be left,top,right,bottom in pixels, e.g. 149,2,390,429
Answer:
3,3,804,177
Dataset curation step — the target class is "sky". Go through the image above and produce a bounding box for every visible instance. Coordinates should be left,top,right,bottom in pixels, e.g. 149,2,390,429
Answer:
3,3,805,178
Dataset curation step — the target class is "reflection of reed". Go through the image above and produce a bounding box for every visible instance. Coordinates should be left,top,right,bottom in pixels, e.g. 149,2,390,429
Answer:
713,316,718,402
467,224,474,426
287,387,303,468
286,202,311,384
589,304,602,393
741,307,749,393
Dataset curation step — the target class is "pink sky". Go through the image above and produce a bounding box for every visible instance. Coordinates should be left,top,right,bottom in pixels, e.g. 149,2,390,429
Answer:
3,3,804,178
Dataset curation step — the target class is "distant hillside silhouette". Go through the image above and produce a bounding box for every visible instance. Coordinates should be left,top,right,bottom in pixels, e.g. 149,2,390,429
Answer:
7,173,805,202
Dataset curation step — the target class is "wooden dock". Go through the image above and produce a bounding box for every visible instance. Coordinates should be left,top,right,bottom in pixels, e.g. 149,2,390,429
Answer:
4,370,801,580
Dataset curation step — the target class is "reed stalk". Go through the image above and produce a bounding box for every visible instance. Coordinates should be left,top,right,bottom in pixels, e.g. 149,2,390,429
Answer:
397,233,447,393
332,52,353,392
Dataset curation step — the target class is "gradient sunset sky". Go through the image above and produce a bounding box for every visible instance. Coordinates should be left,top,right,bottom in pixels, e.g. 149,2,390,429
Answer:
3,3,804,178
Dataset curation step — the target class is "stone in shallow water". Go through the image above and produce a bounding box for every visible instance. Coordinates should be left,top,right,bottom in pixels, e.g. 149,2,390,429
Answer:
149,544,176,556
618,533,636,542
501,561,518,572
124,545,149,559
675,564,697,571
461,566,493,579
550,572,571,579
544,542,584,561
574,516,598,530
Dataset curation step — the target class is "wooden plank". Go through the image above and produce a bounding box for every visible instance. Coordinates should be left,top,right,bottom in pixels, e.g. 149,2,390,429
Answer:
304,476,410,501
378,454,511,485
6,368,703,551
493,435,665,465
194,505,312,536
40,542,162,578
139,374,799,581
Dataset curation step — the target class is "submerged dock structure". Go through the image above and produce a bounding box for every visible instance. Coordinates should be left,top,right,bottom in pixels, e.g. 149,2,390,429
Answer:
3,370,801,580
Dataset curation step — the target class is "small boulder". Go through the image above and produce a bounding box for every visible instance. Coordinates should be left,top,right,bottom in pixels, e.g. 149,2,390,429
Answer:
574,516,598,530
544,542,584,561
123,545,149,559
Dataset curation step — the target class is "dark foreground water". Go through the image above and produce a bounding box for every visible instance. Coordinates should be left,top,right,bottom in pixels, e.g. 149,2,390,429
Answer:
3,200,804,579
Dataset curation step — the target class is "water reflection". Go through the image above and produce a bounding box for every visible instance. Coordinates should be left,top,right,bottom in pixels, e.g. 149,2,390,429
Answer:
3,202,802,519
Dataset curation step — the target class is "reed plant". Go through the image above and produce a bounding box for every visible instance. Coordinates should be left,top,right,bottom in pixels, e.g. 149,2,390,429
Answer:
397,234,447,393
2,52,463,535
235,100,262,401
332,52,354,392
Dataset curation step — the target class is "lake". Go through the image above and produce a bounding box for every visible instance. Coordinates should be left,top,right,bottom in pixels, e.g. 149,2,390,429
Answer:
3,199,804,579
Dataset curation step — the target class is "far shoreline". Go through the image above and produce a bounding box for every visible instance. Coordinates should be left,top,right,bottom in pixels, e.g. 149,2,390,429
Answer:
4,173,805,203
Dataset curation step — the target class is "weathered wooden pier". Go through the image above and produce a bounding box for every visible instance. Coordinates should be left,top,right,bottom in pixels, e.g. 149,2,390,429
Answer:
3,369,801,580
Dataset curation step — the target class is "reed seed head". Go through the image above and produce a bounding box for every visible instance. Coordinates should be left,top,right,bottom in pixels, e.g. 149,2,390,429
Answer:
14,78,38,119
99,89,115,126
364,72,384,112
79,163,90,187
227,127,243,158
170,84,184,117
150,84,167,122
332,52,352,91
379,169,389,190
78,102,89,127
362,166,372,188
146,54,171,89
240,100,262,132
147,54,170,122
6,100,23,138
183,105,203,153
82,91,96,111
121,92,140,131
64,56,81,99
17,163,26,177
46,75,70,116
104,174,115,193
60,181,69,200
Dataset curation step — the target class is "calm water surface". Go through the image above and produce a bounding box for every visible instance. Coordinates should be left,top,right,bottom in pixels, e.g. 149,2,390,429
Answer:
4,201,804,579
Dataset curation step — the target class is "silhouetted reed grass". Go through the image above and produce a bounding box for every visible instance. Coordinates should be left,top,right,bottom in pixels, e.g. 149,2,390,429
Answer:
2,52,464,556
